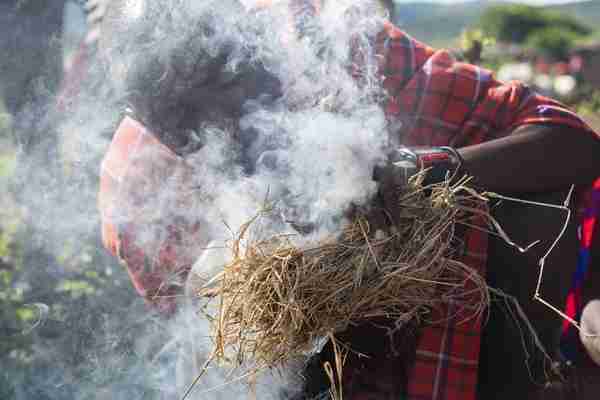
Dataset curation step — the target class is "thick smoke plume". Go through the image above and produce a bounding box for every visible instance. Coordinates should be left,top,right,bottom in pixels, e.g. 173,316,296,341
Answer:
99,0,390,242
3,0,394,399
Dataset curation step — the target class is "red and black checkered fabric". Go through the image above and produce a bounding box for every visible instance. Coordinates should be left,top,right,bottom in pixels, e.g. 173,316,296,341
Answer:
99,117,202,315
376,22,596,400
98,20,597,399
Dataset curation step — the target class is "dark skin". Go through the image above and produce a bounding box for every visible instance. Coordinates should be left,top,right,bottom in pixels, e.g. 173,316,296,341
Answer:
459,124,599,193
311,123,599,400
460,123,599,399
363,123,599,400
101,1,600,397
477,188,579,400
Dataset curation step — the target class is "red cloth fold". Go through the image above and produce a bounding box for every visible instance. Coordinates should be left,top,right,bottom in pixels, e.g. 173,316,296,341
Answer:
98,22,597,399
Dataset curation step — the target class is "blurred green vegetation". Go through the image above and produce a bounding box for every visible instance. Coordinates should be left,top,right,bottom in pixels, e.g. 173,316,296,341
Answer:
0,99,150,399
575,90,600,131
459,28,496,64
395,0,599,49
0,1,598,398
479,4,590,45
0,146,154,397
526,27,581,61
476,4,592,61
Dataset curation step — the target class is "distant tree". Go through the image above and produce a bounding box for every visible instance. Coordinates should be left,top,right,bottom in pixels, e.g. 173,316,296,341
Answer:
460,28,496,65
479,4,591,44
526,27,579,61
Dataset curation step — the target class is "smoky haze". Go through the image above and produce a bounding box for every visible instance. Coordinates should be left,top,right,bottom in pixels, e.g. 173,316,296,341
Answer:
1,0,392,399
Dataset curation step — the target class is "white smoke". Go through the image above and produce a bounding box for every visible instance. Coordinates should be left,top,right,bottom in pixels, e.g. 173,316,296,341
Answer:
6,0,393,399
167,0,390,240
160,2,391,397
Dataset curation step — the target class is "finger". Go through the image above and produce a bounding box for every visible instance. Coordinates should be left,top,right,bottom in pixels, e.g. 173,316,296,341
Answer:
364,207,388,235
378,165,407,226
580,300,600,366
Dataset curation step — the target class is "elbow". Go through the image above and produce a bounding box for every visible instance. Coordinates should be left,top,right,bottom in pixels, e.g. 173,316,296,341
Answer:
571,127,600,186
544,125,600,187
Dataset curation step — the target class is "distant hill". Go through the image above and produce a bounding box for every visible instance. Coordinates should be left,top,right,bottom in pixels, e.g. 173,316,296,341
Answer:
552,1,600,30
394,0,600,48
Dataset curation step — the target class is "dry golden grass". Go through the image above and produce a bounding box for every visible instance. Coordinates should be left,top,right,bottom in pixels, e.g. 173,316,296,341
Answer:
197,175,491,371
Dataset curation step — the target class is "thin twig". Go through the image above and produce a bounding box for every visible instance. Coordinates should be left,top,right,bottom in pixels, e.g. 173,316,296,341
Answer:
181,349,217,400
486,186,596,336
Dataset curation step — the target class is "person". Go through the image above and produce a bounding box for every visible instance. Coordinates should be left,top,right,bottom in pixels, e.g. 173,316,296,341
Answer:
56,0,111,111
96,0,600,399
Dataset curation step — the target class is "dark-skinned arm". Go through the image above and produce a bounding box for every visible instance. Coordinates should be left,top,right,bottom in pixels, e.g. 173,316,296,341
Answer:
459,123,600,194
462,123,598,398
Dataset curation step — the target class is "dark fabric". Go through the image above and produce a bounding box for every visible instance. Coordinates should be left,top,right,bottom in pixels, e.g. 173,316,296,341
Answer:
98,19,598,400
376,22,595,400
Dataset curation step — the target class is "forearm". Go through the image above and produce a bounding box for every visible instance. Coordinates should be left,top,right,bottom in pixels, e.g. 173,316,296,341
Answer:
458,124,600,194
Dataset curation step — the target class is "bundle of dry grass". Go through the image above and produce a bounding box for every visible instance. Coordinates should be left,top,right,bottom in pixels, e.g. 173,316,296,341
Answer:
199,176,491,370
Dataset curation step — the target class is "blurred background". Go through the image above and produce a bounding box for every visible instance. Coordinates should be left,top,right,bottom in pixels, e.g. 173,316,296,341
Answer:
1,0,599,399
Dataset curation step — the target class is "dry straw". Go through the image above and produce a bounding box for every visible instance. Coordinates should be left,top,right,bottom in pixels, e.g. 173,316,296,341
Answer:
196,174,492,372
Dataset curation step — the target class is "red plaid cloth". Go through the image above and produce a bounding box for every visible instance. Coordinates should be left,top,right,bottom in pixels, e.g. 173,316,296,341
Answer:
373,22,598,400
98,21,598,399
99,116,203,314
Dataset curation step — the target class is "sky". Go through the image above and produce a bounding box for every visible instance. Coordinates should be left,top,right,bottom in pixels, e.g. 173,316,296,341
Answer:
395,0,590,5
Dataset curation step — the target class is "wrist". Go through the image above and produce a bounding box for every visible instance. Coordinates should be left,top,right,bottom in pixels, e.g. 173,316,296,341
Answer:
388,146,465,185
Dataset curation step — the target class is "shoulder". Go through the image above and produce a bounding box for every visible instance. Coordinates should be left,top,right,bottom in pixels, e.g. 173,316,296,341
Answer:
376,22,437,89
